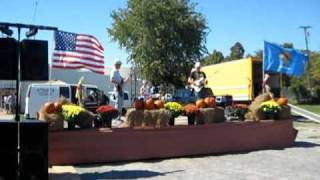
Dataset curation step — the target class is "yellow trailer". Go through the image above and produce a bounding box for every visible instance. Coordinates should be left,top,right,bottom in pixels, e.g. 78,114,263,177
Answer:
202,57,267,101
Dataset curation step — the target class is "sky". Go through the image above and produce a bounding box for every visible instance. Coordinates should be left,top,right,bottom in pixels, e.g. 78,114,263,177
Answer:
1,0,319,67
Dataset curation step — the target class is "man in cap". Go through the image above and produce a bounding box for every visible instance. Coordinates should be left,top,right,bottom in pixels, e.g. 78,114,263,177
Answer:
188,62,207,99
110,60,131,118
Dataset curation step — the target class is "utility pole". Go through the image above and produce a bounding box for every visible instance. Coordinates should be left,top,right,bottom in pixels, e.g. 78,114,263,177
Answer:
299,25,312,89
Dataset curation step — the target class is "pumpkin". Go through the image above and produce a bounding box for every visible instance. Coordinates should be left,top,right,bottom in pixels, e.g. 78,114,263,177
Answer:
277,97,288,106
196,99,206,108
54,102,62,112
204,96,216,108
133,99,144,110
145,98,155,110
43,102,55,114
154,99,164,109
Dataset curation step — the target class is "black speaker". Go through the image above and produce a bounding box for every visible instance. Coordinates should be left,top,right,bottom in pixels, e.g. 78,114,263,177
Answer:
20,40,48,81
20,121,48,180
0,38,18,80
0,121,18,180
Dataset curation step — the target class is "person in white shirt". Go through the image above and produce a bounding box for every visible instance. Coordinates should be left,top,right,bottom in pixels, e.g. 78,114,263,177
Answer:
139,80,150,100
110,60,131,118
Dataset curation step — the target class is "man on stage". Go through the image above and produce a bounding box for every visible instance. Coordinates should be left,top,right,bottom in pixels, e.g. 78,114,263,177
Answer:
188,62,207,99
110,60,131,119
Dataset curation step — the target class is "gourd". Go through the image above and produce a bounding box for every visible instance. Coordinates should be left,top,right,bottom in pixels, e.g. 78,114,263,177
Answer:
133,99,144,110
145,98,155,110
196,99,206,108
44,102,55,114
154,99,165,109
204,96,216,108
277,97,288,106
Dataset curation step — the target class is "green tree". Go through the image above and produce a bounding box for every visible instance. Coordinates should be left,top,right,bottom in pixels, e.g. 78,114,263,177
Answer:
202,50,224,65
253,49,263,59
230,42,245,60
282,42,294,48
108,0,207,88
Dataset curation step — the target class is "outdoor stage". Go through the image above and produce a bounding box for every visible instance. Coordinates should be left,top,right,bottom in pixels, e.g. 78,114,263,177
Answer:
49,119,297,165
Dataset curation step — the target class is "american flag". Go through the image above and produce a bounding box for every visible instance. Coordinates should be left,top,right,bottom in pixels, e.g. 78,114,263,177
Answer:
52,30,105,74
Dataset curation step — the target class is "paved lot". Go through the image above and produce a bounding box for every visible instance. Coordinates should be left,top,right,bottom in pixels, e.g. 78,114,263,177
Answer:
48,116,320,180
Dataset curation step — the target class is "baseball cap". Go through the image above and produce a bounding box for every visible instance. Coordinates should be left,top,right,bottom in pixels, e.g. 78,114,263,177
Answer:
195,62,201,68
114,59,122,65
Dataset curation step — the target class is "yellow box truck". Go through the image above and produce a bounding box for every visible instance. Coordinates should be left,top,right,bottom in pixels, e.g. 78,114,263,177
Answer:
202,57,280,102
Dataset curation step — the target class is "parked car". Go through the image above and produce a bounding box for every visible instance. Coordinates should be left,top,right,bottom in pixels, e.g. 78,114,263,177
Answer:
24,81,100,119
173,88,197,104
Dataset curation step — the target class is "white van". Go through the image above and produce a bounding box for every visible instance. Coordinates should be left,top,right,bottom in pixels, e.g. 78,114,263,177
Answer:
108,91,131,115
24,81,99,119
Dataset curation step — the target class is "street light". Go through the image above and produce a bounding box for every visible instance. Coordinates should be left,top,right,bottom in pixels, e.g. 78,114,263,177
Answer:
299,25,312,89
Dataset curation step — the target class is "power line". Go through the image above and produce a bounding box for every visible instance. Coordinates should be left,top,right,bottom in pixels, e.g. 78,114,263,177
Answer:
31,0,39,24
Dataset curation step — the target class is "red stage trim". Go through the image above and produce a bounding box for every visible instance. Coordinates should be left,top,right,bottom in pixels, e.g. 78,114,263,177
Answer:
49,120,297,165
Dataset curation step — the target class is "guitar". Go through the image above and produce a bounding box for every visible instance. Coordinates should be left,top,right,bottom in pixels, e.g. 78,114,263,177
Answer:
190,77,207,92
116,72,133,96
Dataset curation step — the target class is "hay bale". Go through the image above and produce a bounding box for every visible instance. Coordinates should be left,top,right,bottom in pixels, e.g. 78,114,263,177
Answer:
156,109,171,127
57,96,72,105
245,93,272,121
279,105,291,120
143,110,157,127
125,108,144,128
148,109,171,128
143,109,171,128
245,108,266,121
76,111,95,129
38,110,64,131
125,109,171,128
196,108,225,124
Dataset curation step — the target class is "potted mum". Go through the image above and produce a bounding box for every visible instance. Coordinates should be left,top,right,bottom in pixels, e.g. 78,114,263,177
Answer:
96,105,119,128
184,104,200,125
61,104,86,130
260,100,281,119
164,102,184,126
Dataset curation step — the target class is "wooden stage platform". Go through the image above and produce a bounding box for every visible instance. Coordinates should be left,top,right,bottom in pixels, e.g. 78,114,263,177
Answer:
49,120,297,165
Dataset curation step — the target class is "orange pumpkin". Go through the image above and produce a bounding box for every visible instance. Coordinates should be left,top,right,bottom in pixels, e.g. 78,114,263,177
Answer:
196,99,206,108
277,97,288,106
204,96,216,108
43,102,55,114
145,98,155,110
154,99,164,109
133,99,144,110
54,102,62,112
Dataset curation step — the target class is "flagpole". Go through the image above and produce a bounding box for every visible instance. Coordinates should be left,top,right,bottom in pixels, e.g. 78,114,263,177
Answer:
280,73,283,97
48,31,55,103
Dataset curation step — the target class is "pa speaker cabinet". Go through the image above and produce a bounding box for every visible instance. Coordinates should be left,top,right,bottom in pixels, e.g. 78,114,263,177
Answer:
20,40,49,81
20,121,48,180
0,38,18,80
0,121,18,180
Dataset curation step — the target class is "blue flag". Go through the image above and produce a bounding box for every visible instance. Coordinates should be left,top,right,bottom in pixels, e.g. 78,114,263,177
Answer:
264,41,308,77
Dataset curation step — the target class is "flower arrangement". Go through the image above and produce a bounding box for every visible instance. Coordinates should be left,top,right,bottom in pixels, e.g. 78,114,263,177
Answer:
96,105,119,128
225,104,248,120
61,104,85,121
260,100,281,119
96,105,118,114
164,102,184,118
184,104,200,116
